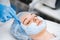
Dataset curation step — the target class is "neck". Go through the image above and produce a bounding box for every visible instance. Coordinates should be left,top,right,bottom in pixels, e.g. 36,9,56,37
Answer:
30,28,54,40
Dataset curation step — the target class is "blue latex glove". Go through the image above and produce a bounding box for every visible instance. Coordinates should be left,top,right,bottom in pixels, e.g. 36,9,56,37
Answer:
0,4,18,22
0,4,26,33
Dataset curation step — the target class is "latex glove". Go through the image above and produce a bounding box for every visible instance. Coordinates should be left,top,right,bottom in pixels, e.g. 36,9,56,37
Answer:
0,4,17,22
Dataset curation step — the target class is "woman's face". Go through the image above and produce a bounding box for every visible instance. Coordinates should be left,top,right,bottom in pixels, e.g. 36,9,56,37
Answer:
20,13,42,26
20,13,46,39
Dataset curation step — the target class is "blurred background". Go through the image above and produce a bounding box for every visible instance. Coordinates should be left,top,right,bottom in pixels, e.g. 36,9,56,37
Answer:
10,0,60,23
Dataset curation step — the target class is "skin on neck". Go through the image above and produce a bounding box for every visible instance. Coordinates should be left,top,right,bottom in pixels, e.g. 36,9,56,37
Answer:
30,28,54,40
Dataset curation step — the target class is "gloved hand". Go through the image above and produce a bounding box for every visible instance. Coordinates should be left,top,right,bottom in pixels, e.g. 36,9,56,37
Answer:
0,4,17,22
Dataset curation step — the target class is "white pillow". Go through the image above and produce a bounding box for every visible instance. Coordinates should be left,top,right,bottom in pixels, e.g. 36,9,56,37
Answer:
40,0,57,8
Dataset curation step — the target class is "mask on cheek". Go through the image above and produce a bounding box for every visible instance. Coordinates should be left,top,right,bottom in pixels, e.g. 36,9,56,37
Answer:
21,16,46,35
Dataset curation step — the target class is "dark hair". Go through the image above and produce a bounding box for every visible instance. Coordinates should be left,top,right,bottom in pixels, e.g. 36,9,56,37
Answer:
19,0,32,5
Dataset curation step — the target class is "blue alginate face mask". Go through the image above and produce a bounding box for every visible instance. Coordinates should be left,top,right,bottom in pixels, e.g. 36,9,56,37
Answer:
21,16,46,35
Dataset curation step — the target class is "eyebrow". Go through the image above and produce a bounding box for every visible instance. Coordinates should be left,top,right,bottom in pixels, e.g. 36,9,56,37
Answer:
27,21,30,25
23,18,27,24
